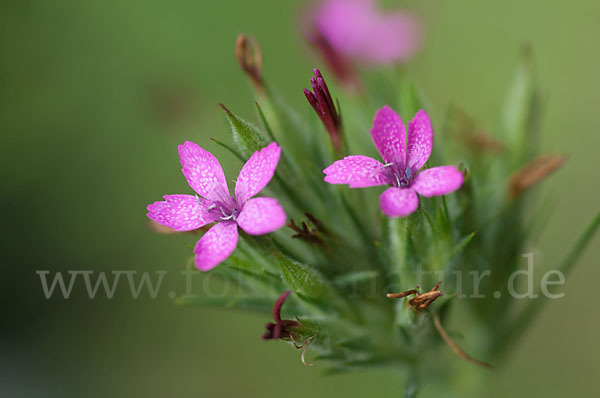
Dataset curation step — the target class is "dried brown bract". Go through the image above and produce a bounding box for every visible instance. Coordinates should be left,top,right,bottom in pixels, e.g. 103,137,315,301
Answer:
387,281,443,310
288,212,328,247
508,154,566,198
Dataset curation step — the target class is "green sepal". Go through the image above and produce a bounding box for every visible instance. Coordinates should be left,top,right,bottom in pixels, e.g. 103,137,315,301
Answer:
220,103,269,158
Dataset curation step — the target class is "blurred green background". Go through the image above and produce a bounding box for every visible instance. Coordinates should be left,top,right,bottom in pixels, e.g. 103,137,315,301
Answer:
1,0,599,396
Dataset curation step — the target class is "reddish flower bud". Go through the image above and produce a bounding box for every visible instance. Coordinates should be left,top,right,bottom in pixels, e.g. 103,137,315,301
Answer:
304,68,344,156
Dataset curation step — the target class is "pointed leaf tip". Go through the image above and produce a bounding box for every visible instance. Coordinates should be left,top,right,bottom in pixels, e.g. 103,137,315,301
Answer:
220,104,270,158
276,253,328,299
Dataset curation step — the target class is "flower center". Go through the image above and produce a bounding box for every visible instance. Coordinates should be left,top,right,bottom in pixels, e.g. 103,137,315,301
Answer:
218,205,238,221
384,163,413,188
198,195,240,222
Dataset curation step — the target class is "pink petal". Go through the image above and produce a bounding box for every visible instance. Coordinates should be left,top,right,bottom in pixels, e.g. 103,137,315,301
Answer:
237,197,287,236
147,194,214,231
370,106,406,166
193,221,238,271
178,141,229,202
406,110,433,171
323,155,391,188
235,142,281,205
379,187,419,217
314,0,375,57
360,12,423,64
412,166,464,197
313,0,422,64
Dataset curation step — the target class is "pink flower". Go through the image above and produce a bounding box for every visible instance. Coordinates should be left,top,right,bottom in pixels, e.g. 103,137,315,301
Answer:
147,142,286,270
312,0,422,65
323,106,464,217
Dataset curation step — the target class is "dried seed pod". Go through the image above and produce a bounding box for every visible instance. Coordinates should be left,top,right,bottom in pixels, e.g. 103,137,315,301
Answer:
235,34,264,93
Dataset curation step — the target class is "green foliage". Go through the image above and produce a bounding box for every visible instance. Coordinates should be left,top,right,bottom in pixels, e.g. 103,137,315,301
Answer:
277,253,329,299
500,46,544,172
178,51,599,388
220,103,269,158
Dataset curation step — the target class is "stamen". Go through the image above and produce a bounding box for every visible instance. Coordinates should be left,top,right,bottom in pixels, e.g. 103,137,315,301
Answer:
300,337,315,367
290,334,316,367
207,204,217,211
219,206,237,221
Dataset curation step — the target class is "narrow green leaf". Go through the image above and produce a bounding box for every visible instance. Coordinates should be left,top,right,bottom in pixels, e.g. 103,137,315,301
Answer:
277,253,328,298
220,103,269,158
448,232,476,260
498,211,600,354
236,233,279,273
314,353,346,361
272,172,313,212
340,192,374,248
221,264,282,295
255,101,276,142
556,211,600,277
210,137,245,162
333,271,380,287
337,336,372,351
341,357,397,369
266,90,312,143
500,46,541,164
422,208,436,238
398,78,425,120
502,48,533,138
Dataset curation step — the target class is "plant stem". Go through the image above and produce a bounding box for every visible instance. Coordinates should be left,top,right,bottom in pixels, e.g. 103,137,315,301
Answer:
404,381,419,398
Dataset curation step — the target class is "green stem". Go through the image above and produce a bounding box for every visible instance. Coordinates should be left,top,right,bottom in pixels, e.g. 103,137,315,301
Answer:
441,195,451,224
404,383,419,398
404,369,420,398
